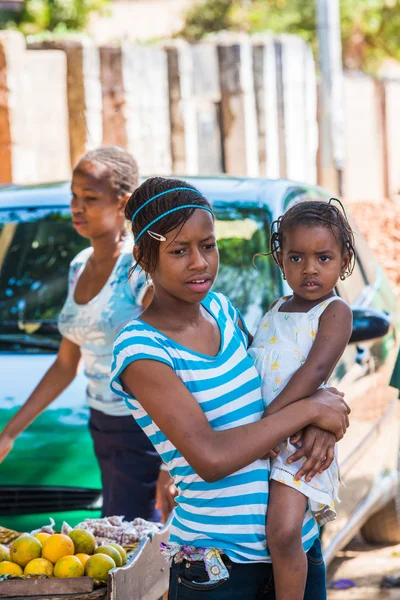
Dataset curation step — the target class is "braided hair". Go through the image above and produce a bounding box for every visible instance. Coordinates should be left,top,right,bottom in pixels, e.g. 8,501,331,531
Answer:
75,146,139,198
125,177,213,274
270,198,356,279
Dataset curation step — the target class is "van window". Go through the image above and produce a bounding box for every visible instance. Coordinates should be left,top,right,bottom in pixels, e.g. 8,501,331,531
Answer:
0,208,87,352
213,204,281,333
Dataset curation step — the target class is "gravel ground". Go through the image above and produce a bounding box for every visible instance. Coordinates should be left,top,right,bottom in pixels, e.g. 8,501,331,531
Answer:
328,536,400,600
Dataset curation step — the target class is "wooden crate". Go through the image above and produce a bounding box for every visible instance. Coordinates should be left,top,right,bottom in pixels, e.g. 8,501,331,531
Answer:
0,576,106,598
107,522,170,600
0,522,171,600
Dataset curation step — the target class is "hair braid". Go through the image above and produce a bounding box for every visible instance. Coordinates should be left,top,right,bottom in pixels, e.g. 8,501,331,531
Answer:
76,146,139,197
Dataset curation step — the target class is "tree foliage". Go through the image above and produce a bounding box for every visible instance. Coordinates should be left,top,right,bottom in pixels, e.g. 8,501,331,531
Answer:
181,0,400,72
0,0,108,35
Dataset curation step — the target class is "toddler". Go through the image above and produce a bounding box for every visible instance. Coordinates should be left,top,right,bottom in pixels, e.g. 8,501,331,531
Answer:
249,199,355,599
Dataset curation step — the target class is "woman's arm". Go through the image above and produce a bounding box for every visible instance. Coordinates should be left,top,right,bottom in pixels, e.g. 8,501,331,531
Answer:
0,337,82,462
121,360,350,483
266,300,353,416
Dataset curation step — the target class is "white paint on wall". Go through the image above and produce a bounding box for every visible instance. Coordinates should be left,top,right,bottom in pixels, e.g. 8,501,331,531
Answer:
82,40,103,151
122,43,172,175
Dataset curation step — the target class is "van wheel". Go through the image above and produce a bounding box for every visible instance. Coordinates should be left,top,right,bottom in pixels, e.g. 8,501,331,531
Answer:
361,489,400,544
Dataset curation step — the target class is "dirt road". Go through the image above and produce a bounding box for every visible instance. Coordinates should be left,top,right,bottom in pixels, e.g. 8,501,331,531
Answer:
328,536,400,600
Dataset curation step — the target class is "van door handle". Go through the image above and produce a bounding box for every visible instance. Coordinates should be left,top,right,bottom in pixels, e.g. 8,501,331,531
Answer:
356,346,370,366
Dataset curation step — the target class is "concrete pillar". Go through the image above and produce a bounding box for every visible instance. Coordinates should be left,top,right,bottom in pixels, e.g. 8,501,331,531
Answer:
99,46,128,149
383,79,400,200
217,35,259,177
0,31,70,184
0,32,15,183
28,37,103,168
279,34,318,184
166,40,223,175
342,71,385,202
122,43,172,175
252,36,280,178
253,35,318,184
166,44,187,174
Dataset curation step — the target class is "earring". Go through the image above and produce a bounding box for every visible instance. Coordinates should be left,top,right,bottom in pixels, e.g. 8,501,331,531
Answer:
340,274,346,281
282,273,286,280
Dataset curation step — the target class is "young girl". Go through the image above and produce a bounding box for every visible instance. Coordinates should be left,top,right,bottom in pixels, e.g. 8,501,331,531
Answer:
249,199,355,600
110,179,350,599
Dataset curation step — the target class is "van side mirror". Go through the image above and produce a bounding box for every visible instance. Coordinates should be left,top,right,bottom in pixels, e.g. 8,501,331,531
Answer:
349,308,391,344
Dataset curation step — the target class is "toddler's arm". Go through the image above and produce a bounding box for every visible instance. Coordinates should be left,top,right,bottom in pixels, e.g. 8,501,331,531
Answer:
265,299,352,416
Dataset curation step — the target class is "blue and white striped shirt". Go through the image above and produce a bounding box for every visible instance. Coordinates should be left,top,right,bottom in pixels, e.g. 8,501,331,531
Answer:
111,292,319,563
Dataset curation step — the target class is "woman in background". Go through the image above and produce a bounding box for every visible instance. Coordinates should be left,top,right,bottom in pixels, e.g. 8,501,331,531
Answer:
0,146,161,522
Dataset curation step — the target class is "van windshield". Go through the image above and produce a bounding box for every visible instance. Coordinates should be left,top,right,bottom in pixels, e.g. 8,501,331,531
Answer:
0,204,280,353
0,208,87,353
213,203,280,332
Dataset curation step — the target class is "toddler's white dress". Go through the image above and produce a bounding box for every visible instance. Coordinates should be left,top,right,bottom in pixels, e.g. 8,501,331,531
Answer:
248,296,340,525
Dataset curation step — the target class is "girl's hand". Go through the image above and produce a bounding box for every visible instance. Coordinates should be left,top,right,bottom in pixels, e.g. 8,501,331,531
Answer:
290,429,304,446
287,426,336,482
156,469,178,523
310,388,350,440
0,434,14,464
261,445,281,460
325,386,345,398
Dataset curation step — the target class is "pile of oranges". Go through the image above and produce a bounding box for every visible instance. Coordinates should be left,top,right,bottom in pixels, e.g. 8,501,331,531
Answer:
0,530,126,582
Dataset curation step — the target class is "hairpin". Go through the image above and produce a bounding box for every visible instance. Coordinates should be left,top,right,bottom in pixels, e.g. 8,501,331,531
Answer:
147,230,167,242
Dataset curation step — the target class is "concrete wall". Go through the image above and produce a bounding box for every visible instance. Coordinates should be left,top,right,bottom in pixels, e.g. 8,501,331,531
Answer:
0,32,70,184
167,40,223,175
28,38,103,168
6,31,318,184
384,79,400,199
100,46,128,149
342,72,386,203
122,43,172,175
218,36,259,178
2,30,400,203
252,34,318,183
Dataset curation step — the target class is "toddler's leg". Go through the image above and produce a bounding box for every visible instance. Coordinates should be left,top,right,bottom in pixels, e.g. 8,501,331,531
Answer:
267,480,308,600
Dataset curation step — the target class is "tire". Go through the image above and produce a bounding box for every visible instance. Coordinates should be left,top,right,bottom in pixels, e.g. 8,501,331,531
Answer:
361,486,400,544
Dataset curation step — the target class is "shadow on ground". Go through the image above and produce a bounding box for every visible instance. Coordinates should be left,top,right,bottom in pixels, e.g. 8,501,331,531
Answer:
327,535,400,599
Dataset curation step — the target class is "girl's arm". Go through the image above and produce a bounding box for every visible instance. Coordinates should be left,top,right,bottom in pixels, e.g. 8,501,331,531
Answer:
120,360,350,483
265,300,353,416
0,337,82,462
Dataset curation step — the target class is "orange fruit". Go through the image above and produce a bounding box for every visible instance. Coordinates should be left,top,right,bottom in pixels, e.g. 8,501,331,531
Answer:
75,553,90,568
54,555,84,578
42,534,74,564
68,529,96,555
85,553,116,581
0,561,23,576
34,532,51,546
108,543,127,565
94,545,122,567
9,535,42,567
0,544,10,562
24,558,53,577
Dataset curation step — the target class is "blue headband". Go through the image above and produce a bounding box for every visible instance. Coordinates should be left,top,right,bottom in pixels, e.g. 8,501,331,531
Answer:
135,205,214,243
132,187,214,243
